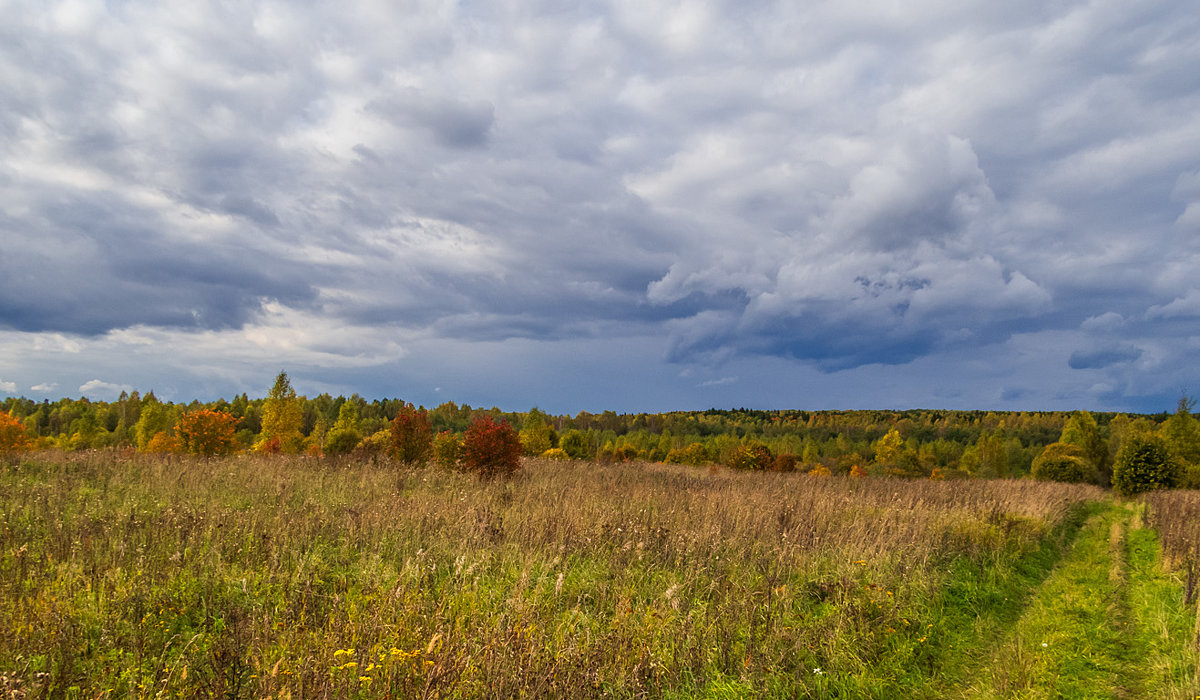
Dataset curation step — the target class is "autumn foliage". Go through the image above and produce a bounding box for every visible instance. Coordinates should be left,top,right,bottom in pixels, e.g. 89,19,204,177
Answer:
726,442,773,470
144,431,181,454
432,430,461,469
0,411,31,459
256,371,305,454
177,409,238,457
391,403,433,465
461,416,522,479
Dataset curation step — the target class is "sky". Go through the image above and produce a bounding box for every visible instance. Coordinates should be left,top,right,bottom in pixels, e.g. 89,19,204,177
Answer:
1,0,1198,415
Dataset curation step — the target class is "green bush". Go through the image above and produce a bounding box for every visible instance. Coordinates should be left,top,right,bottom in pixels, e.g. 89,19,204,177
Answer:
1180,463,1200,490
432,430,461,469
665,443,710,466
1031,442,1095,483
558,429,590,460
324,426,361,455
1112,435,1181,496
351,429,392,460
726,442,773,470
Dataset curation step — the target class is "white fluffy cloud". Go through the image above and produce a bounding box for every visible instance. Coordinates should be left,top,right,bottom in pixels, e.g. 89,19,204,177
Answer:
78,380,134,399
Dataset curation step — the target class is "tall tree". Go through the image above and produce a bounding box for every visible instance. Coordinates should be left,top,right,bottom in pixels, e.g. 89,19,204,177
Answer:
873,428,905,466
519,407,555,456
257,371,305,454
134,395,176,452
1060,411,1109,485
1161,395,1200,466
391,403,433,465
324,401,362,455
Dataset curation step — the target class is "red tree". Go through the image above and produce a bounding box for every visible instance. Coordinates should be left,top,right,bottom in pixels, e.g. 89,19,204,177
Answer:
177,409,238,457
461,416,522,479
391,404,433,465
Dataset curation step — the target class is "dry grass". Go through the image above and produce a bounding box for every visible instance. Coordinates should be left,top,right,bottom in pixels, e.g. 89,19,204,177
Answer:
1144,489,1200,602
0,452,1106,697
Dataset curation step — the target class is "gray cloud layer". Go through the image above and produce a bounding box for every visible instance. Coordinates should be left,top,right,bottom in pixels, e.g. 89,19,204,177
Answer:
1,0,1197,411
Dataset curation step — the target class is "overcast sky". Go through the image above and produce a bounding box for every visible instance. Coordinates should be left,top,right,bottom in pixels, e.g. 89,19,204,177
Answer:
1,0,1198,414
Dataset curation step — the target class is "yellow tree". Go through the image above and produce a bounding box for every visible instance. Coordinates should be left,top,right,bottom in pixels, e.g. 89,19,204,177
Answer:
324,401,362,455
1161,396,1200,466
518,407,554,456
1060,410,1109,484
873,428,905,467
256,371,305,454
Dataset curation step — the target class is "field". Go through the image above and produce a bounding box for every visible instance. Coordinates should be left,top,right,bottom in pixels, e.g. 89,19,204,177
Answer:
1,453,1198,698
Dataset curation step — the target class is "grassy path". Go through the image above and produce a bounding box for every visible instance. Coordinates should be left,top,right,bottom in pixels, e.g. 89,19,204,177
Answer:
956,500,1198,699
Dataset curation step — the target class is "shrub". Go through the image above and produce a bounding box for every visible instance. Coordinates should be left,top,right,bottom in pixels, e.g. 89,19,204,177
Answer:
0,410,32,460
773,454,798,473
352,429,392,460
613,444,640,462
558,429,591,460
391,404,433,465
176,409,238,457
461,416,522,479
849,464,868,479
808,465,832,477
432,431,461,469
1112,435,1181,496
727,443,773,470
1182,463,1200,490
324,426,362,455
541,447,569,460
145,431,181,454
1031,442,1095,483
665,443,709,466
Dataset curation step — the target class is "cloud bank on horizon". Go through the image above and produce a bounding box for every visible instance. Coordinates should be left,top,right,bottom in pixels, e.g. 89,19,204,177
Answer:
1,0,1197,413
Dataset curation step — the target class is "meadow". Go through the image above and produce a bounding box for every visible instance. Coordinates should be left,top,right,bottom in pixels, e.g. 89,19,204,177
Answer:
1,452,1197,698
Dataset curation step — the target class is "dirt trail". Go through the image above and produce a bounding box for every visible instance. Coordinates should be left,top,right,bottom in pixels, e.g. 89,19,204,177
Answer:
955,501,1162,699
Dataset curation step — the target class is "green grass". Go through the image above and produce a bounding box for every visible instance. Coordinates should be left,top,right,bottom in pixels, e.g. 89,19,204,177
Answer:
0,452,1196,698
954,501,1199,699
1125,505,1200,699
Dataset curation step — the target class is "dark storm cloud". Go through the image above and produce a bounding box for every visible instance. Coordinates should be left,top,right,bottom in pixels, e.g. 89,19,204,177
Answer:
367,90,495,149
1068,346,1144,371
1,0,1198,410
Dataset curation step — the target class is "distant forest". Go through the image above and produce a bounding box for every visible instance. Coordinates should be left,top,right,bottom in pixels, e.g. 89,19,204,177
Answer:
2,376,1198,489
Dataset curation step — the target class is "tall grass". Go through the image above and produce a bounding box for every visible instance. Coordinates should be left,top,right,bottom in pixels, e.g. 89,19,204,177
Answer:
1144,489,1200,604
1,452,1104,697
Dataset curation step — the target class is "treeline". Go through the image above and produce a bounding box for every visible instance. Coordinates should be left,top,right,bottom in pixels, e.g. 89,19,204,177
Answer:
2,377,1197,488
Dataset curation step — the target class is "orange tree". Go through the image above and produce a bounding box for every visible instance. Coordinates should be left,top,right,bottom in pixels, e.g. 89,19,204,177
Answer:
0,410,32,459
177,409,238,457
461,416,522,479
